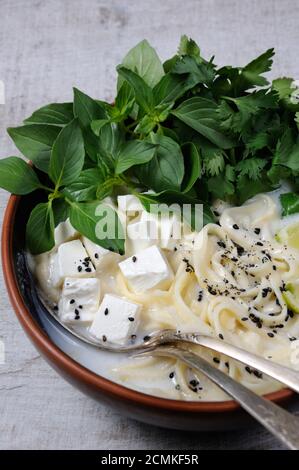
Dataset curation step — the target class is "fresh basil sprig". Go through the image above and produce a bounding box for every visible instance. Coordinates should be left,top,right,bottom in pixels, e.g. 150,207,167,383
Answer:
2,36,299,255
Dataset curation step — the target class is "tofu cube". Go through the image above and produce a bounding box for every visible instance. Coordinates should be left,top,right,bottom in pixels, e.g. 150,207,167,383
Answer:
89,294,141,344
140,211,182,250
117,194,143,215
82,236,120,269
54,219,78,246
50,239,95,287
58,277,101,324
118,245,174,293
126,219,158,253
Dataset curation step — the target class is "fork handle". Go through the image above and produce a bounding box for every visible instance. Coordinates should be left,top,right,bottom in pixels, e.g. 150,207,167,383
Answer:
151,345,299,450
173,333,299,394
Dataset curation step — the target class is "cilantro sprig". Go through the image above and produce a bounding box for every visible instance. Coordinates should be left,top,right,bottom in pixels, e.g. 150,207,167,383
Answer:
1,35,299,254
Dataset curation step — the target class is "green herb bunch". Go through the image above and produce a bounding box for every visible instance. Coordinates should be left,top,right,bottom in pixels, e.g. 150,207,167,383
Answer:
1,36,299,255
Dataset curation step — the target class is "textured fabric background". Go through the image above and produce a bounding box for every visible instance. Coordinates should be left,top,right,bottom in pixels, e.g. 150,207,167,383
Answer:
0,0,298,450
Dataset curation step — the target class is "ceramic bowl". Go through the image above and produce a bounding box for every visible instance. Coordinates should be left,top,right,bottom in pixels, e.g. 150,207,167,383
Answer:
1,192,294,431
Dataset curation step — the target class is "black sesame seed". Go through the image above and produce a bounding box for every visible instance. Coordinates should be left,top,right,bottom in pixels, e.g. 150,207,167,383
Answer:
233,224,239,230
208,286,217,296
94,253,99,259
217,241,226,249
267,332,274,338
143,335,151,342
132,256,137,263
256,241,263,246
245,366,252,374
79,305,83,309
289,337,297,341
169,372,175,379
273,265,277,271
74,315,80,320
128,317,134,322
254,227,261,235
225,362,229,369
77,266,82,272
189,379,199,387
242,317,248,321
102,335,107,342
70,299,75,304
74,308,79,315
237,246,245,256
131,334,137,340
219,333,224,340
85,267,92,272
104,308,109,316
174,247,177,252
53,305,58,311
253,370,263,379
213,357,220,364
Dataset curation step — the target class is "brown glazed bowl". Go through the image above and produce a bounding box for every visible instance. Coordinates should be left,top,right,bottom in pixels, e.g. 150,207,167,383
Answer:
1,191,295,431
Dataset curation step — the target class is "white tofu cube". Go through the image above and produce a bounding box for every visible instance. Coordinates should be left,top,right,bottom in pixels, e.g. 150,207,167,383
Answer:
50,239,95,287
117,195,143,215
58,277,101,324
126,219,158,253
82,236,120,269
118,245,174,293
54,219,78,246
89,294,141,344
140,211,182,250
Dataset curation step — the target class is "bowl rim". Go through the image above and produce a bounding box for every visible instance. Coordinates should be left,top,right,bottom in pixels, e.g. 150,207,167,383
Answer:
1,193,294,414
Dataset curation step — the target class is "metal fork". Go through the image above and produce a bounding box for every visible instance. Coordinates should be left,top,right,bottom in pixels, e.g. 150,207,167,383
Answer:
47,310,299,449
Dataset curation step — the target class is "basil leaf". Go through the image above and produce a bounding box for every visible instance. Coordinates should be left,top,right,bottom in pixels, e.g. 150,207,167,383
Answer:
26,202,55,254
73,88,106,128
7,124,60,172
49,119,85,187
114,81,135,119
97,123,123,171
117,67,155,114
280,192,299,216
117,39,164,89
63,168,106,202
172,97,235,149
115,140,156,174
24,103,74,126
73,88,107,162
134,115,156,134
153,73,193,106
135,134,184,192
0,157,41,194
69,201,125,254
181,143,201,193
91,119,111,136
52,199,70,226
